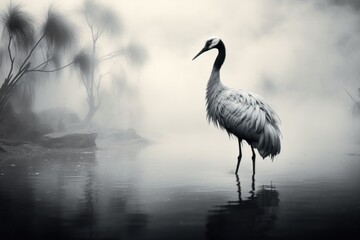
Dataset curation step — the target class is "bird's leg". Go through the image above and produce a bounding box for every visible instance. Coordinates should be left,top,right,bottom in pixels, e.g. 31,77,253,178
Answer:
250,174,255,200
235,139,242,175
251,146,256,176
235,175,242,202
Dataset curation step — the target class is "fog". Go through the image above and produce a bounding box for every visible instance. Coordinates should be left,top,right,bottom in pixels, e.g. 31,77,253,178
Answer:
2,0,360,155
121,0,360,161
1,1,360,238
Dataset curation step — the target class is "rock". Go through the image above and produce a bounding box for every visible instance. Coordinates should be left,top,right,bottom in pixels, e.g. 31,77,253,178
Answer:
0,145,6,153
95,128,151,148
41,131,97,148
0,139,30,146
111,128,143,142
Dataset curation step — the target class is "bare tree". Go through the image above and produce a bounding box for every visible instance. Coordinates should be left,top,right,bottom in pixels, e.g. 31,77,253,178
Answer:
0,5,76,113
346,88,360,115
74,0,146,122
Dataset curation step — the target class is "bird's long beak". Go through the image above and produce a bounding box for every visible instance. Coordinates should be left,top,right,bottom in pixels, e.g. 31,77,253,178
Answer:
192,47,208,60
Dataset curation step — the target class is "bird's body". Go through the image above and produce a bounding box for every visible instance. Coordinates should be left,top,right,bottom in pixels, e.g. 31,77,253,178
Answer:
193,37,281,175
206,69,281,159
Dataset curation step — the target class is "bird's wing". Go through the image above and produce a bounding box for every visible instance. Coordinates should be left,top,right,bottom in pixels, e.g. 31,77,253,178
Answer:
217,89,280,140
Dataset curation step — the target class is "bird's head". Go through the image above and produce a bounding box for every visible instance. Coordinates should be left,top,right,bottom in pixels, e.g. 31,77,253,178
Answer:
192,36,221,60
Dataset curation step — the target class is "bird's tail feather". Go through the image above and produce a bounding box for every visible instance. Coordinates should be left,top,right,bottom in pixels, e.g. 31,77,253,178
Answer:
258,123,281,159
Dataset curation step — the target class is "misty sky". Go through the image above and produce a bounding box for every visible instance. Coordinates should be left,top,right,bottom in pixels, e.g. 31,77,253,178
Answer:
1,0,360,159
118,0,360,141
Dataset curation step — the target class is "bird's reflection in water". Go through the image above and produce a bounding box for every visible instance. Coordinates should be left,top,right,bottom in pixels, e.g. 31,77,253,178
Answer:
206,176,280,240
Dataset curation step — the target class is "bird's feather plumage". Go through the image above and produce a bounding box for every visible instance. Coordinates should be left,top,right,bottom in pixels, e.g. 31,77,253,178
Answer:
204,45,281,160
194,37,281,175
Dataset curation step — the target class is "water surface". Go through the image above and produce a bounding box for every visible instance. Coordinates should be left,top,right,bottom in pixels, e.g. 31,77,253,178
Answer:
0,137,359,240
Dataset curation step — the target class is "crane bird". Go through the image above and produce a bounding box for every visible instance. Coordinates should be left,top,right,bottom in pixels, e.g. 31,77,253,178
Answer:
193,37,281,175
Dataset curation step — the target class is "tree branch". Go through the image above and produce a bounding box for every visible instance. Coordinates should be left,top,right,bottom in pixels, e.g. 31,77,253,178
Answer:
98,49,124,64
95,27,104,42
29,58,52,71
80,74,92,97
19,33,46,72
9,62,30,86
27,61,74,73
95,74,103,109
5,36,15,84
7,36,14,62
345,89,360,107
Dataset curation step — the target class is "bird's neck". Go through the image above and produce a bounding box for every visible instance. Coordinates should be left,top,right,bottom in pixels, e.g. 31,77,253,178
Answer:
206,66,226,105
207,40,226,91
213,40,226,71
206,41,226,123
206,66,225,124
